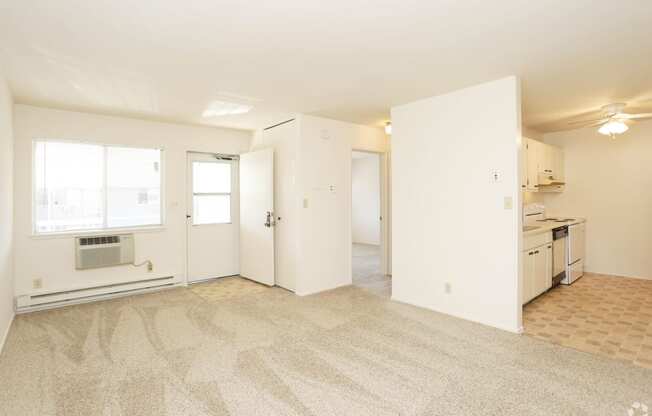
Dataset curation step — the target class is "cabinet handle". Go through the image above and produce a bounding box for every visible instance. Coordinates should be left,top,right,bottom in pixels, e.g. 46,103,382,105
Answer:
547,245,552,249
528,252,534,256
534,250,540,254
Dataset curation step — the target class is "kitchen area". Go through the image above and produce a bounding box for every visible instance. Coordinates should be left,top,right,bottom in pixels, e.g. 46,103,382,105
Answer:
521,137,585,305
520,136,652,370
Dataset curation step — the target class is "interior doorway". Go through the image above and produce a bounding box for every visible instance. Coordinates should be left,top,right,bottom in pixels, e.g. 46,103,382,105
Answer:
351,151,391,297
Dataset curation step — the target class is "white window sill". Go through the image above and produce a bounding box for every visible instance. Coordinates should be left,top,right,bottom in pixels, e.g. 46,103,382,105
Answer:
31,225,166,240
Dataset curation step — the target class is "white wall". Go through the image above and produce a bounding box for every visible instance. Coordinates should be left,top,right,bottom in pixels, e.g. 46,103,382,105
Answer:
544,120,652,280
0,75,14,351
13,105,252,296
352,154,380,245
254,115,389,295
391,77,522,333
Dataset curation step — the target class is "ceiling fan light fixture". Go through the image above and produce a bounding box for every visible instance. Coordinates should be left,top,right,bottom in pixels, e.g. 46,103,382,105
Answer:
598,120,628,137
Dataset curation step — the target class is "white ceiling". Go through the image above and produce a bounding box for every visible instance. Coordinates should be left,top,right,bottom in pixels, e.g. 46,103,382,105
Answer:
1,0,651,132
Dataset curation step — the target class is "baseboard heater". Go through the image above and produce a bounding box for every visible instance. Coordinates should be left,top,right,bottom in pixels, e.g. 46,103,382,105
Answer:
15,276,177,313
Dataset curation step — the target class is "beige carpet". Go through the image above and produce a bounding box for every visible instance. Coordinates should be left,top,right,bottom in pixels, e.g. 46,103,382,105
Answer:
1,279,651,416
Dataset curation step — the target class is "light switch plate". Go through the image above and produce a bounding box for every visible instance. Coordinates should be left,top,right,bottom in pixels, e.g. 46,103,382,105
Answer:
503,196,513,210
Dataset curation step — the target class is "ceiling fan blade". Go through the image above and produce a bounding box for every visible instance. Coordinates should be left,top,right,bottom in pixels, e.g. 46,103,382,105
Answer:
586,120,609,127
568,118,608,126
615,113,652,120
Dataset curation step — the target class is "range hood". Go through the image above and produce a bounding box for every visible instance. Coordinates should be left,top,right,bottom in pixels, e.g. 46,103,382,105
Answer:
538,172,566,187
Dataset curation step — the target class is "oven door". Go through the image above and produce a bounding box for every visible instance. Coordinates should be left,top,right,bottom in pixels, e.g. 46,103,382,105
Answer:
552,237,567,279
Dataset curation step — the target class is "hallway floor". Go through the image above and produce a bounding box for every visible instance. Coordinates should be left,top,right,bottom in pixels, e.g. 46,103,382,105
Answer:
352,243,391,298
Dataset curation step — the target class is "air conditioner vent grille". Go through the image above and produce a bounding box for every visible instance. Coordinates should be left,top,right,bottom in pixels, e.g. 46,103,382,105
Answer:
79,235,120,246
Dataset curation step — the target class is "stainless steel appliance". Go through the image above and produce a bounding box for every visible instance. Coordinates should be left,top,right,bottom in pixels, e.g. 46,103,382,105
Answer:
551,226,568,287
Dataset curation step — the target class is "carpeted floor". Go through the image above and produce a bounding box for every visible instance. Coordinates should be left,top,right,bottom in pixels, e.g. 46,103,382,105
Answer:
352,243,391,298
1,278,650,415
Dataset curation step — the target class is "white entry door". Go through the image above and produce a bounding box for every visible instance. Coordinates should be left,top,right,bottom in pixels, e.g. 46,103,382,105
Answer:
186,153,239,283
239,149,275,286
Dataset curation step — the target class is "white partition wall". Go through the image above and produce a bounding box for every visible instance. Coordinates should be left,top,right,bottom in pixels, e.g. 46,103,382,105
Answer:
391,77,523,333
0,74,14,351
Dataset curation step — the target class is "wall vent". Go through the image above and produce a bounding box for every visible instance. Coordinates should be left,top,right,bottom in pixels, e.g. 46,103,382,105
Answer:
75,234,135,270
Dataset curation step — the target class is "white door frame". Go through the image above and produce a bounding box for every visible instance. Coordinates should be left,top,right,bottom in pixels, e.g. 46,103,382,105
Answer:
350,149,391,276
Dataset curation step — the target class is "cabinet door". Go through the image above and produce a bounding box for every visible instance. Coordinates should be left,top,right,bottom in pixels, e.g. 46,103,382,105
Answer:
522,249,536,304
541,243,553,291
520,142,528,191
525,139,540,191
532,244,553,296
540,144,553,175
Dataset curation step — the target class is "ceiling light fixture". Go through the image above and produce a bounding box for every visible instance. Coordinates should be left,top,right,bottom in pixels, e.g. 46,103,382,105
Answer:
385,121,392,135
598,120,628,138
202,100,252,118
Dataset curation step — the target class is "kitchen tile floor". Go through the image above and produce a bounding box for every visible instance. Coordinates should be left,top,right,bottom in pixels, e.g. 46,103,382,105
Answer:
524,273,652,369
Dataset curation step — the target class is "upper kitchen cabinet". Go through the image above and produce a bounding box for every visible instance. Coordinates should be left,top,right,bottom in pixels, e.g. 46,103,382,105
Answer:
525,138,541,191
522,138,565,192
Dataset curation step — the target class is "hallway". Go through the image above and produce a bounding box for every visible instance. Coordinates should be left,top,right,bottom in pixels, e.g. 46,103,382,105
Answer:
352,243,391,298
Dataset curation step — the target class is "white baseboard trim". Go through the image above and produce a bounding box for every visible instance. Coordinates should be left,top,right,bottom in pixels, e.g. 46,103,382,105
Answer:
295,282,351,297
390,294,523,334
584,270,652,281
0,313,15,356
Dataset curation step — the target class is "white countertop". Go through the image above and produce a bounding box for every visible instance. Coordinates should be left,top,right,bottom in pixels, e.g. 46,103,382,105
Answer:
523,217,586,237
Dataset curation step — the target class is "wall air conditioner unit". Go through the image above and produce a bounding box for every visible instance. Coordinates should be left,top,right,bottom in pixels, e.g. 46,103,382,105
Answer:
75,234,135,270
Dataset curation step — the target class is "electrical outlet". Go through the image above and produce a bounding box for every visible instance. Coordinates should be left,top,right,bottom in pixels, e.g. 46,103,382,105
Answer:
444,282,452,294
147,262,153,272
33,278,43,289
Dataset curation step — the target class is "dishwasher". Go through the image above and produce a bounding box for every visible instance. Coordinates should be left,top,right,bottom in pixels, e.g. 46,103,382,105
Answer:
552,226,568,287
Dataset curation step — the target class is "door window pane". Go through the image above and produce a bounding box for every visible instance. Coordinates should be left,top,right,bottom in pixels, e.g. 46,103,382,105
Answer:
107,147,161,227
193,162,231,193
34,142,104,233
193,195,231,224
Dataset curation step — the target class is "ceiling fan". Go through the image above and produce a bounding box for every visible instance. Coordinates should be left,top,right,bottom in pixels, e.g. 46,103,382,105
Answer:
569,103,652,138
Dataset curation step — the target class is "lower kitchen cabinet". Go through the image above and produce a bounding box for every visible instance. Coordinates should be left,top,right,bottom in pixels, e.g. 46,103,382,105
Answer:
522,242,552,305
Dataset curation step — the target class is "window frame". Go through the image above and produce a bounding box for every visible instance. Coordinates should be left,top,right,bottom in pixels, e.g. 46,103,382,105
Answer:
191,159,234,226
32,139,166,236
